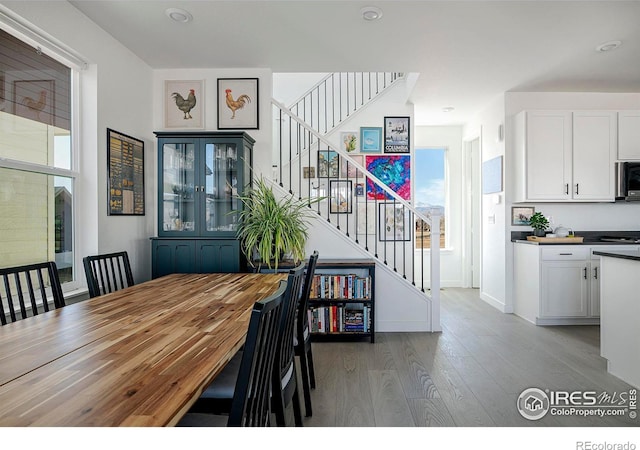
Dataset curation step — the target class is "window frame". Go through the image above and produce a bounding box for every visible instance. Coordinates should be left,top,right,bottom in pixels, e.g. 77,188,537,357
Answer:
413,146,449,251
0,25,82,292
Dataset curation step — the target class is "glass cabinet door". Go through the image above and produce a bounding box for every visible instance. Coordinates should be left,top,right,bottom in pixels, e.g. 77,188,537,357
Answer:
161,143,196,233
204,143,240,233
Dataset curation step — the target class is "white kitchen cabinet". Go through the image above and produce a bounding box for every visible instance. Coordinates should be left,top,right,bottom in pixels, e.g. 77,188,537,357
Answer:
513,110,572,201
618,110,640,160
572,111,616,201
541,260,589,318
589,259,601,318
588,245,639,318
513,110,616,202
513,243,640,325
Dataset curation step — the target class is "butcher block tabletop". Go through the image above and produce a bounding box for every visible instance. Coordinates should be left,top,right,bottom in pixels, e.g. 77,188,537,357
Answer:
0,272,286,426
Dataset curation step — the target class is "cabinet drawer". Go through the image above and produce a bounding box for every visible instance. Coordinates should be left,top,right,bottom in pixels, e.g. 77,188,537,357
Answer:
541,247,588,261
590,245,639,259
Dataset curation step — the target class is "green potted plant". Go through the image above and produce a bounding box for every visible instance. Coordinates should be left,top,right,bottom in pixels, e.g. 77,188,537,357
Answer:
528,211,549,237
235,177,320,270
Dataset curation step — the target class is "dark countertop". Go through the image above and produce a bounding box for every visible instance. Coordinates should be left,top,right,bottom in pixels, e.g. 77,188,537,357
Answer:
512,230,640,245
592,250,640,261
513,239,640,246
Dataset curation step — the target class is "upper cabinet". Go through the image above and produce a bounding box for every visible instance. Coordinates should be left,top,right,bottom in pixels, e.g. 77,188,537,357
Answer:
618,111,640,160
572,111,616,201
154,131,254,237
513,110,616,203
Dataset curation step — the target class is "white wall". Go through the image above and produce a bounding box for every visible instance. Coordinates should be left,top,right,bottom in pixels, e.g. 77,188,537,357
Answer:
464,95,508,311
273,73,328,106
2,0,155,283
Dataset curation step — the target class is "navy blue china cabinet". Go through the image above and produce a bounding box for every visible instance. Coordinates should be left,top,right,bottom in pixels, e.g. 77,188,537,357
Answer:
151,131,254,278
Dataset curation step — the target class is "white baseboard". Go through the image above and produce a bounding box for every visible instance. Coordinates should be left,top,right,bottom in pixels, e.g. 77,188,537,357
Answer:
480,291,506,313
535,317,600,326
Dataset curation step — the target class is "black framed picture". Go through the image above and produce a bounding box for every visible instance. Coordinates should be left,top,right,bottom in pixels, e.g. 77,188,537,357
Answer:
512,206,535,226
378,202,411,241
164,79,204,129
317,150,339,178
384,116,410,153
330,180,352,214
217,78,259,129
107,128,145,215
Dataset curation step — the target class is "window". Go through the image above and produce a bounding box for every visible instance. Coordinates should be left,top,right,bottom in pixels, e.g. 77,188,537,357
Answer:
414,147,446,249
0,28,76,285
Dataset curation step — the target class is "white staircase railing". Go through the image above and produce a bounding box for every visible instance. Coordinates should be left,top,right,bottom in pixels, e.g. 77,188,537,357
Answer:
271,97,441,331
287,72,403,137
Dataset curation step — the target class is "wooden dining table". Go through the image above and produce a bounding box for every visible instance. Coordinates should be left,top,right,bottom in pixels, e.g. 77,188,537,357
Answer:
0,272,287,426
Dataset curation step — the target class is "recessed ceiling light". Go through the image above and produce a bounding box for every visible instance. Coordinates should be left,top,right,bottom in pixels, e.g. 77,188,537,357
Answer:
442,107,455,113
165,7,193,23
360,6,383,21
595,40,622,52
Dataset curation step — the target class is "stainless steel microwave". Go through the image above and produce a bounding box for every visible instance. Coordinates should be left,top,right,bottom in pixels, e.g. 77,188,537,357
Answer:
616,162,640,201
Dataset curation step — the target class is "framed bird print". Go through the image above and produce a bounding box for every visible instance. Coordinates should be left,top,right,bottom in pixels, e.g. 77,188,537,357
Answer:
217,78,259,130
164,80,204,129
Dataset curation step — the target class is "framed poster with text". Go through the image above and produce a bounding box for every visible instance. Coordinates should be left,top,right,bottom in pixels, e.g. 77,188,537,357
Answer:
384,116,410,153
107,128,145,215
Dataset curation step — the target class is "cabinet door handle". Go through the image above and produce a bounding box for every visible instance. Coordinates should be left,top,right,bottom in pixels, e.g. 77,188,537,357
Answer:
565,184,569,195
559,253,573,255
594,266,598,279
584,267,587,279
575,183,579,195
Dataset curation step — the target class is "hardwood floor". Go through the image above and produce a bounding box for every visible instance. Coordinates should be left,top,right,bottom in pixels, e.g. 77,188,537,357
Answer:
300,288,638,427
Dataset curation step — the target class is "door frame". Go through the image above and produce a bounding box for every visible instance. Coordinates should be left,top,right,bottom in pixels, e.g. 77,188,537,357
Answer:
463,136,481,288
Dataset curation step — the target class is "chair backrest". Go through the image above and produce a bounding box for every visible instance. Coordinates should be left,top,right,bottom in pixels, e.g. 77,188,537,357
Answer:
83,251,134,298
274,262,306,388
228,280,286,427
0,261,65,326
297,251,319,341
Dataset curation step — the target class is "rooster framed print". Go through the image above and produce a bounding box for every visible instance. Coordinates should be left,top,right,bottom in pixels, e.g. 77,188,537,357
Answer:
164,80,204,129
217,78,259,130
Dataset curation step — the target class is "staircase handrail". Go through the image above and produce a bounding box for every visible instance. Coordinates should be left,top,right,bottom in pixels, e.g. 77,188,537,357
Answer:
271,97,434,227
286,72,334,110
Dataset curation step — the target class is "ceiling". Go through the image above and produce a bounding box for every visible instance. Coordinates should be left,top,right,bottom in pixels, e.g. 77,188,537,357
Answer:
68,0,640,126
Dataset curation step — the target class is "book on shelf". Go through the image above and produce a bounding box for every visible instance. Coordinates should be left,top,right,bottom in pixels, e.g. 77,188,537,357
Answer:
309,304,371,334
310,274,371,300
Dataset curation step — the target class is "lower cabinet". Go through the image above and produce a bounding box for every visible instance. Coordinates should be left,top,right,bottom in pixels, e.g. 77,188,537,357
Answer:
514,243,638,325
151,238,241,278
540,260,589,318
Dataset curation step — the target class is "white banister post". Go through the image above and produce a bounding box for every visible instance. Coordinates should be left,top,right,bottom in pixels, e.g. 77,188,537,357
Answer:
428,207,442,332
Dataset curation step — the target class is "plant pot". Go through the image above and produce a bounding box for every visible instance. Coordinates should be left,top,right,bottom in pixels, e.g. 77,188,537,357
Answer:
533,229,546,237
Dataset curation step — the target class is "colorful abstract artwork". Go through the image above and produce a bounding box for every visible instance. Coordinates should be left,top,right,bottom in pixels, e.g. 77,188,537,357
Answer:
365,155,410,200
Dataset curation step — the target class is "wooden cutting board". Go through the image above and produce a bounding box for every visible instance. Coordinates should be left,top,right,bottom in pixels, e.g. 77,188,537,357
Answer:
526,236,584,243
